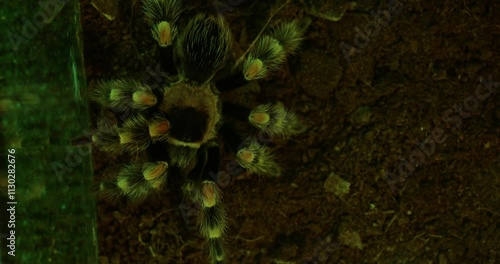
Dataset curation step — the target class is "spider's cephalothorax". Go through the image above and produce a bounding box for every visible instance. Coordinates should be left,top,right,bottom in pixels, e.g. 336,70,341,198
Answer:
91,0,305,262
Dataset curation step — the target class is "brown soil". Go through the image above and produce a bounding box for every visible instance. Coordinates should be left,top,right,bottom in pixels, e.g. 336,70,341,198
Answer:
81,0,500,263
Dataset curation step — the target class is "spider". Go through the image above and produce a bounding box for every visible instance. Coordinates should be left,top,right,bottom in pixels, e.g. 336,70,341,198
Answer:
90,0,305,262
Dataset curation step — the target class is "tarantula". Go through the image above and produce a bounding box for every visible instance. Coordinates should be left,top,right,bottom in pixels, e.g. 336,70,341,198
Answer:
91,0,305,262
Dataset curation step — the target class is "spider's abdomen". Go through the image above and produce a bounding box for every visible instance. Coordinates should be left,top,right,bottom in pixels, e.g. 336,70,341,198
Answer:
176,13,231,84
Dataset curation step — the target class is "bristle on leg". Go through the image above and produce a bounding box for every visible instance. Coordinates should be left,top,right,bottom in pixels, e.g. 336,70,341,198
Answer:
243,35,285,81
142,0,182,46
114,162,168,200
92,79,157,111
208,237,225,262
269,20,303,56
249,102,305,138
118,115,153,153
92,126,122,154
242,20,303,80
237,140,281,176
199,204,227,262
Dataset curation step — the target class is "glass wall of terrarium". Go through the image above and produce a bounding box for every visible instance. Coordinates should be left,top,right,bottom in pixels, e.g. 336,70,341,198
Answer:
0,0,98,263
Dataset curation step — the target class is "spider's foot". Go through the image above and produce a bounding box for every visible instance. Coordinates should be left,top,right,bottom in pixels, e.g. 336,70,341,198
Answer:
243,35,285,81
249,102,305,138
243,20,303,81
237,140,281,176
148,115,171,141
208,237,225,263
142,0,182,47
98,161,168,201
91,79,157,111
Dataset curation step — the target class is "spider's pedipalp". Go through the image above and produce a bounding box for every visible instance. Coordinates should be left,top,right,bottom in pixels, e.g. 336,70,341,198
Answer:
142,0,182,47
99,161,168,201
249,102,305,138
176,13,231,83
91,79,158,112
237,140,281,176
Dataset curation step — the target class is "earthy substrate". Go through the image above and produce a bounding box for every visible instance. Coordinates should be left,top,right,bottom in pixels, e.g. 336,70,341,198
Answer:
82,1,499,263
